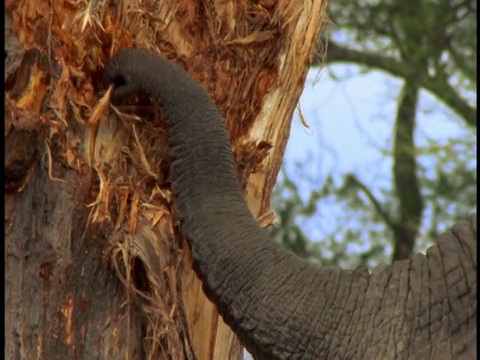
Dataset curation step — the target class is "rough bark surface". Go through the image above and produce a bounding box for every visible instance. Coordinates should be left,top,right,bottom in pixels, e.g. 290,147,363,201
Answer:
5,0,327,359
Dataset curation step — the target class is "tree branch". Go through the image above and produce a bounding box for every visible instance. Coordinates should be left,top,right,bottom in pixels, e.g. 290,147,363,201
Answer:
391,81,424,260
314,40,477,127
345,173,394,228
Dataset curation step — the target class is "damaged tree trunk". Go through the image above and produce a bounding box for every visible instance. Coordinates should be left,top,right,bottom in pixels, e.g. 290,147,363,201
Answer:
5,1,327,358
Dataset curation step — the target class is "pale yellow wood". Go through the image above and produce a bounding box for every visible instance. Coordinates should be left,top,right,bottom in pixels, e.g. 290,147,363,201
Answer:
181,1,328,359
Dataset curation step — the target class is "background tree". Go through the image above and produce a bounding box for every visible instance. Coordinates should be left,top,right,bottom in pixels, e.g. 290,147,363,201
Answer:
270,0,476,266
5,1,327,359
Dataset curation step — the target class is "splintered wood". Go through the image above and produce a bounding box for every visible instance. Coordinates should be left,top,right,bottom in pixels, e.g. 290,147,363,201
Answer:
5,0,327,358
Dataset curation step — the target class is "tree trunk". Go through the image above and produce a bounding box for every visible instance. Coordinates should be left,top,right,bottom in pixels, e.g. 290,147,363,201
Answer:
5,1,327,359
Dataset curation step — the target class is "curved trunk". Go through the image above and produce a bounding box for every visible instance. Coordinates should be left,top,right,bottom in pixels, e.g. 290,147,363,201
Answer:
104,49,477,359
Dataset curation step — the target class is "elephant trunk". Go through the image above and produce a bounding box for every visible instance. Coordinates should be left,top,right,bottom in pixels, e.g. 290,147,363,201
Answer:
103,49,353,358
102,49,477,360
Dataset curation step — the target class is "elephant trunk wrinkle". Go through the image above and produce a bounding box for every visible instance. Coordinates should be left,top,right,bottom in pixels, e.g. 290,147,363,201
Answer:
102,48,478,360
102,48,373,359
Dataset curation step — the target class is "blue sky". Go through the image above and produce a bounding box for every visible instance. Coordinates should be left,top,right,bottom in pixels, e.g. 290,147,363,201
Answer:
277,64,475,245
284,64,472,201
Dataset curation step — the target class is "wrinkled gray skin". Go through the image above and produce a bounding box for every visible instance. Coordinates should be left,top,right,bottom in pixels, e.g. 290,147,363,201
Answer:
103,48,477,359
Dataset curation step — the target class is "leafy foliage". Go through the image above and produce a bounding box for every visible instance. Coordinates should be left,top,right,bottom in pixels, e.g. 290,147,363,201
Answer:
270,0,476,267
270,129,476,268
418,135,477,245
323,0,476,125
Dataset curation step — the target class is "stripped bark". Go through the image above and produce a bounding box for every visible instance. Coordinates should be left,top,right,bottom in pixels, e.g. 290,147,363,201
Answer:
5,1,327,358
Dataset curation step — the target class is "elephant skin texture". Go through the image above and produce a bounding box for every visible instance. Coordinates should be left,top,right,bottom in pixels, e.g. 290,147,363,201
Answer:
102,48,477,360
